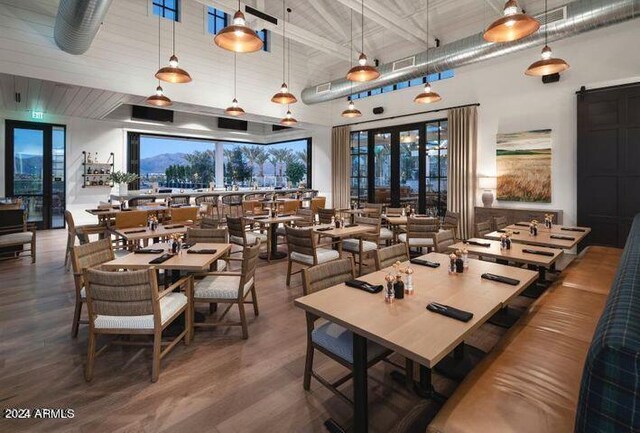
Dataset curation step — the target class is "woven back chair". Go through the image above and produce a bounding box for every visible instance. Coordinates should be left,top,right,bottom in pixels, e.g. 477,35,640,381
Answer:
494,216,508,230
186,227,227,243
286,225,339,285
475,220,492,238
242,199,264,216
310,197,327,214
64,210,106,270
199,216,221,228
128,196,156,207
434,229,456,253
171,195,191,205
83,267,192,382
343,215,381,275
317,208,336,224
385,207,404,217
301,256,391,404
195,194,220,206
169,207,198,223
115,210,147,229
375,243,410,271
221,193,244,218
442,211,460,237
70,238,114,337
362,203,383,218
399,217,439,252
226,216,266,251
295,208,313,227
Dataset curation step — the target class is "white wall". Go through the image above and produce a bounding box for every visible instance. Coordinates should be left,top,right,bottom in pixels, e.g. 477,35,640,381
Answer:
329,20,640,226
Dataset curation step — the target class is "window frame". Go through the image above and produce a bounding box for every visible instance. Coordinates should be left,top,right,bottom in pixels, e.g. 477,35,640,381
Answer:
347,70,454,102
152,0,180,21
207,6,228,35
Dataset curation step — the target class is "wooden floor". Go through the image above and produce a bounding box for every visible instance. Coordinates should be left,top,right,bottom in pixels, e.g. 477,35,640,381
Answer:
0,230,547,433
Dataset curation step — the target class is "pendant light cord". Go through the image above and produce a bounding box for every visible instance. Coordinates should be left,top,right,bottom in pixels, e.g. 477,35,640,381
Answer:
234,52,237,99
544,0,548,46
157,14,161,85
361,0,364,55
287,8,292,91
282,0,286,84
172,18,175,56
349,8,354,99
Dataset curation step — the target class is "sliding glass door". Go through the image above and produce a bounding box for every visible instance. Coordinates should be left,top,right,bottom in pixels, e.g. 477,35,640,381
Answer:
373,132,392,206
5,120,66,229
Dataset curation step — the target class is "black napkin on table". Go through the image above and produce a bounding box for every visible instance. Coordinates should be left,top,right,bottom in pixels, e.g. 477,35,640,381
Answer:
497,229,520,234
427,302,473,322
253,216,269,220
187,249,217,254
344,223,359,228
345,279,383,293
89,208,107,212
465,240,491,247
514,223,529,227
121,208,133,212
164,224,185,229
522,248,555,257
124,229,146,234
561,227,586,232
410,258,440,268
182,242,195,249
316,227,332,232
134,249,164,254
550,235,575,241
149,253,173,264
481,273,520,285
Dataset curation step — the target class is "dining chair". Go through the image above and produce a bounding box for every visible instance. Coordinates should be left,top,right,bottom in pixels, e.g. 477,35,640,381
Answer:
83,268,192,382
221,193,244,218
170,195,191,205
169,207,198,224
310,197,327,214
362,203,383,218
317,208,336,224
375,242,410,271
398,217,440,253
64,210,106,270
186,227,229,271
285,226,340,286
385,207,405,216
342,216,381,275
301,257,391,405
243,192,265,201
114,210,148,229
475,220,492,238
434,229,456,253
494,216,508,230
242,199,265,216
127,196,156,207
278,199,300,215
442,211,460,238
195,194,221,221
226,216,267,254
200,216,222,229
192,240,260,339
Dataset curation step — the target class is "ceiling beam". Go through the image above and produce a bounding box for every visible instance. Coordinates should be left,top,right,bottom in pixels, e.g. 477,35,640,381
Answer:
194,0,351,61
307,0,348,41
484,0,504,14
335,0,435,47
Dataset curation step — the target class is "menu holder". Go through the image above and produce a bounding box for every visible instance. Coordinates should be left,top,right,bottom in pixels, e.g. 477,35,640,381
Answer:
522,248,555,257
410,258,440,268
561,227,586,232
550,235,575,241
345,279,383,294
149,253,173,264
465,240,491,247
481,273,520,285
164,224,185,229
187,249,218,254
427,302,473,322
514,223,530,227
134,249,164,254
124,229,146,234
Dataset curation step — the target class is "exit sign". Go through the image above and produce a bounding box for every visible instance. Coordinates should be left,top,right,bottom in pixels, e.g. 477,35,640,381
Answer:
31,111,44,120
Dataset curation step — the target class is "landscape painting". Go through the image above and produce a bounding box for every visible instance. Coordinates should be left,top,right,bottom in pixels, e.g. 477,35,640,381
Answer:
496,129,551,203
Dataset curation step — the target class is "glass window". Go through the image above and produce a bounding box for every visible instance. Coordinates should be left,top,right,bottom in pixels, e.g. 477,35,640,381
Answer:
350,93,360,100
381,85,394,93
396,81,409,89
373,132,391,205
153,0,179,21
350,131,368,205
370,88,382,96
257,29,270,52
399,130,420,210
409,77,424,87
425,120,448,216
207,7,227,34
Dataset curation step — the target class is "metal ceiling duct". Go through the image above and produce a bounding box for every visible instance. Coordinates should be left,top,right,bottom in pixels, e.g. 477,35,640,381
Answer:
54,0,113,55
301,0,639,105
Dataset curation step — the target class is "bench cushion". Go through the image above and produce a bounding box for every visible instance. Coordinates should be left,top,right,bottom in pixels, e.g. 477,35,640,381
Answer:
194,275,254,300
291,248,339,265
93,292,187,330
0,232,32,247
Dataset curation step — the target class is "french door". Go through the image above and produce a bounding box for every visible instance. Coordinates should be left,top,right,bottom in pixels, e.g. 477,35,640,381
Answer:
5,120,66,229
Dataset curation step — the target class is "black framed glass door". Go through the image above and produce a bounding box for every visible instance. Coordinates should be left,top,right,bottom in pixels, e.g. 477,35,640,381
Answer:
5,120,66,229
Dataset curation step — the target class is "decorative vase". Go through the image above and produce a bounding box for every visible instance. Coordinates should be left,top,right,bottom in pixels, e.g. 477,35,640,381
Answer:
481,190,494,207
119,183,128,196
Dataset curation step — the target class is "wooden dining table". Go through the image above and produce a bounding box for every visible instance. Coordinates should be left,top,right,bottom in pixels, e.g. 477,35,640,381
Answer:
245,214,304,260
313,223,375,274
111,223,192,243
484,228,584,250
504,222,591,242
295,252,538,433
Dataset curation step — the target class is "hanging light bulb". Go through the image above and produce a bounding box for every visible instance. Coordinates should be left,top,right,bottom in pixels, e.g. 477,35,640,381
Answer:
346,0,379,82
342,99,362,118
155,19,192,83
414,0,441,104
525,1,569,76
483,0,540,43
214,2,264,53
272,5,297,104
280,109,297,126
146,84,172,107
226,53,245,116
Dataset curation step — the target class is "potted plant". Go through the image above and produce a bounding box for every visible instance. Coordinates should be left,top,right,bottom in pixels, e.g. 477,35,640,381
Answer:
108,171,139,196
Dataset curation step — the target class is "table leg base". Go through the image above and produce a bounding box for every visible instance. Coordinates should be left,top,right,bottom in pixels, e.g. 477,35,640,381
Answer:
259,251,287,260
521,282,549,298
324,418,347,433
434,345,486,381
389,370,447,403
488,306,523,328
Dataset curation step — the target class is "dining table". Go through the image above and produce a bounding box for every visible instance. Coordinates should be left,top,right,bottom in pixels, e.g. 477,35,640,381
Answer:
504,222,591,243
111,223,192,244
295,252,538,433
484,228,585,250
244,214,304,261
313,223,376,275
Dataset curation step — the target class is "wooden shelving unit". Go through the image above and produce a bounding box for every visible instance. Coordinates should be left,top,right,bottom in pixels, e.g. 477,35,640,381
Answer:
82,151,115,188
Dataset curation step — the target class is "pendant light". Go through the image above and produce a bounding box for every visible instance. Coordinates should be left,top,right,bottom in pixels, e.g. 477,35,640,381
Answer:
155,18,192,83
147,15,172,107
342,9,361,118
225,53,245,116
483,0,540,43
272,3,297,104
525,0,569,76
414,0,441,104
214,0,263,53
346,0,379,82
280,8,298,126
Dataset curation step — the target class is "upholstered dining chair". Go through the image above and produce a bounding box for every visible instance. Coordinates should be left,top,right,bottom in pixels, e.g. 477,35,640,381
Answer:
275,207,313,245
475,220,492,238
186,227,229,271
317,208,336,224
442,211,460,238
385,207,405,216
399,217,440,254
70,238,115,337
169,207,198,224
375,242,410,271
310,197,327,214
301,257,391,405
127,196,156,207
434,229,456,253
285,226,340,286
342,215,381,276
64,210,106,270
226,216,267,255
494,216,508,230
192,240,260,339
195,194,220,221
170,195,191,205
83,268,192,382
361,203,383,218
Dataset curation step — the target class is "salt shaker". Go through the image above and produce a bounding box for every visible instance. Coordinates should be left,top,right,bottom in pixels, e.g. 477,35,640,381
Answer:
405,267,414,295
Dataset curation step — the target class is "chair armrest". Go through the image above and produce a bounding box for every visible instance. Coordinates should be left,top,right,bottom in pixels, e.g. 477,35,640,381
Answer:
0,224,27,234
158,275,192,298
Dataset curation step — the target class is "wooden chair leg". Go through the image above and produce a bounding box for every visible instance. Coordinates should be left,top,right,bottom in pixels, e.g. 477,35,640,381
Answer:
238,300,249,340
71,299,82,338
286,260,293,286
209,303,217,314
251,285,259,316
303,343,314,390
151,330,162,382
32,236,36,264
64,233,72,269
84,331,97,382
185,306,192,346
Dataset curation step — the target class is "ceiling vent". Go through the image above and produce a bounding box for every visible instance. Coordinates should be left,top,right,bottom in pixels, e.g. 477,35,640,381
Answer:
393,56,416,72
315,83,331,94
534,6,567,25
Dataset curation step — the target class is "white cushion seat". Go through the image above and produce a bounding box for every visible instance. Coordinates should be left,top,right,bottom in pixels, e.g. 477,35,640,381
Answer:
229,231,267,246
342,238,378,253
194,275,254,300
93,292,187,329
312,321,388,364
0,232,33,246
398,233,434,247
379,227,394,240
290,248,339,265
215,259,227,271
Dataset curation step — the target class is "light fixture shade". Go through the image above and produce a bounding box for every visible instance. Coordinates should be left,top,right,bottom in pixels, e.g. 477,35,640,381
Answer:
341,101,362,118
346,53,380,82
271,83,298,104
146,85,172,107
155,55,192,83
483,1,540,43
414,83,442,104
525,46,570,76
214,10,264,53
225,99,245,116
280,110,297,126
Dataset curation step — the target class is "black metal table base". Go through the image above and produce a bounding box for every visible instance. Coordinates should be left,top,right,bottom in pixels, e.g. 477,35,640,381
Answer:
258,250,287,260
521,281,549,298
390,366,447,403
488,306,524,328
434,343,486,381
324,418,347,433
